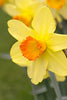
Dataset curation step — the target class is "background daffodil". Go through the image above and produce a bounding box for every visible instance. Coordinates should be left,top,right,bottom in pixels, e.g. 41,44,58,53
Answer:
8,6,67,84
37,0,67,22
3,0,44,26
46,0,67,22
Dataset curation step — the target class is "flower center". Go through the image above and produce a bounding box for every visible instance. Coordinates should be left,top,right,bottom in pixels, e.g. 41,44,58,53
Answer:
47,0,66,9
20,36,47,61
13,12,32,26
0,0,4,7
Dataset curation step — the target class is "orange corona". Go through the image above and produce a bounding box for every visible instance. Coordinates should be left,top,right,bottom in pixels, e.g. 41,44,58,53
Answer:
20,36,47,61
47,0,66,9
0,0,4,7
13,13,32,26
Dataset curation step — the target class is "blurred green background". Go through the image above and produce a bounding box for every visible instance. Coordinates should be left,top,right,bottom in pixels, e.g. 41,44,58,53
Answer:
0,7,67,100
0,8,34,100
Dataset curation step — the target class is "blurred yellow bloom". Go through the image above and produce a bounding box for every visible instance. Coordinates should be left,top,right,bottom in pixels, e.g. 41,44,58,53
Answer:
3,0,44,26
8,7,67,84
46,0,67,21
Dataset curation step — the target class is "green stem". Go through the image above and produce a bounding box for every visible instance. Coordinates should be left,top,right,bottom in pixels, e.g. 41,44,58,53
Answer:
49,71,63,100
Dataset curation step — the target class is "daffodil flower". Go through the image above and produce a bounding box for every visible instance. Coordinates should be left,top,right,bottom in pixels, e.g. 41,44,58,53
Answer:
8,7,67,84
3,0,44,26
45,0,67,21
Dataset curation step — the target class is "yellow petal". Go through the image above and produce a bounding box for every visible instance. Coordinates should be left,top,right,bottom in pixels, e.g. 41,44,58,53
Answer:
10,41,30,66
47,49,67,76
55,13,62,22
8,20,35,41
15,0,33,9
59,1,67,19
43,71,49,79
47,33,67,51
55,74,66,82
27,54,48,84
3,4,21,16
27,1,44,16
32,6,56,40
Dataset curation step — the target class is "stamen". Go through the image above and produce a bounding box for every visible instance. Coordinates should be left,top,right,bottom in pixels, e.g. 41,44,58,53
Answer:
20,36,47,61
